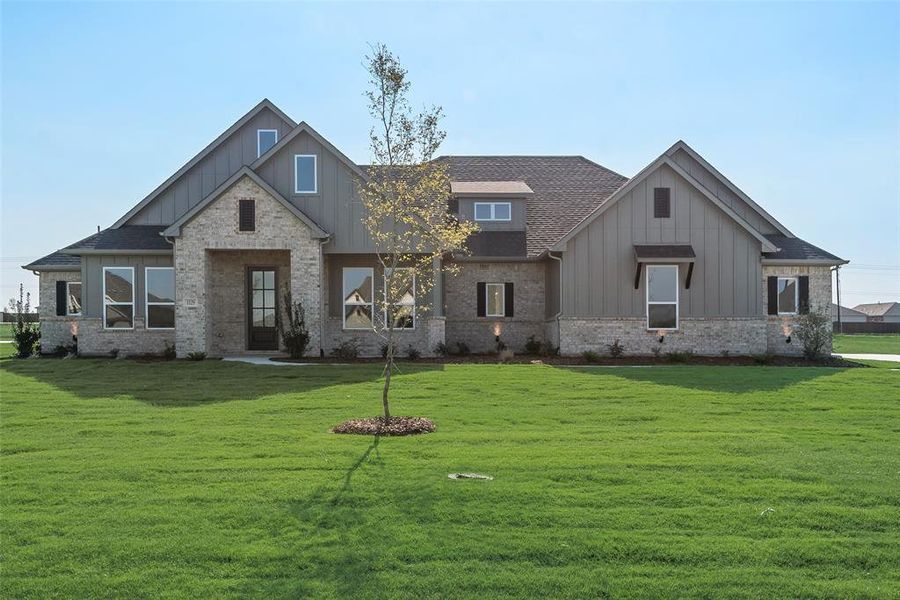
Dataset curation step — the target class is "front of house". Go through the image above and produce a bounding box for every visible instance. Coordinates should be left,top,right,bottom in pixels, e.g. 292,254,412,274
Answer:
25,100,847,358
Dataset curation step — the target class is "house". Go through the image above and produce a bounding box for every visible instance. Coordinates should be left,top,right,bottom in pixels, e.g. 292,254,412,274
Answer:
24,99,848,358
831,303,867,324
852,302,900,323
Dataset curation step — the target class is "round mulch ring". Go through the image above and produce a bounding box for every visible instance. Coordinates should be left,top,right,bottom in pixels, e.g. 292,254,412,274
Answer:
330,416,436,436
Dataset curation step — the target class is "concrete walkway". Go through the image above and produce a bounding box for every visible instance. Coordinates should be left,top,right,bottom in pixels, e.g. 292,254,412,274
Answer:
222,356,301,366
834,353,900,363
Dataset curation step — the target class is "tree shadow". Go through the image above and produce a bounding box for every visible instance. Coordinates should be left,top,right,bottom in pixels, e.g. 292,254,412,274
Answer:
552,364,845,394
0,358,443,407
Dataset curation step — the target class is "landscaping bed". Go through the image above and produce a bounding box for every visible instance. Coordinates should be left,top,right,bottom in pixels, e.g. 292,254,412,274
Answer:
331,416,436,436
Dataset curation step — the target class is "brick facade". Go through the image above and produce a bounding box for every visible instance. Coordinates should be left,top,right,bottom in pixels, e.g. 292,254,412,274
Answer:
77,318,175,356
173,175,322,357
762,265,833,355
37,271,80,353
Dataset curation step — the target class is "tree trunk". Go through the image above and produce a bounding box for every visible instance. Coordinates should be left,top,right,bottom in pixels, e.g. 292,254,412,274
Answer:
381,338,393,422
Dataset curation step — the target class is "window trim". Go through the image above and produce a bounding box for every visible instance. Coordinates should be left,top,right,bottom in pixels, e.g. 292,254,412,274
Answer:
257,129,278,158
294,154,318,194
473,202,512,222
66,281,82,316
102,266,135,330
776,276,799,316
342,267,374,331
145,267,175,330
645,264,679,331
485,282,506,317
383,268,416,330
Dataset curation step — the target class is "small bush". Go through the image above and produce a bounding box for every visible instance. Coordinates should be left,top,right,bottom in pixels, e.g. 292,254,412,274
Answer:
651,346,661,358
665,351,693,363
406,346,421,360
187,351,206,361
494,338,507,353
540,341,559,357
330,340,359,360
434,341,451,356
162,342,176,361
278,288,311,359
582,350,600,363
455,341,471,356
9,284,40,358
752,353,775,365
607,339,624,358
794,307,831,359
524,335,542,356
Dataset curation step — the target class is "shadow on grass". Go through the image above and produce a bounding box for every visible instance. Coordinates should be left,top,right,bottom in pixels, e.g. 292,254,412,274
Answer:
553,364,842,393
1,358,443,407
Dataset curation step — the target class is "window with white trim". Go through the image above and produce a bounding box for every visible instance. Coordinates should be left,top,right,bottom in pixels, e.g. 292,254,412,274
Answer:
103,267,134,329
294,154,317,194
474,202,511,222
646,265,678,330
777,277,798,315
66,282,82,316
384,268,415,329
486,283,505,317
343,267,373,330
257,129,278,157
146,267,175,329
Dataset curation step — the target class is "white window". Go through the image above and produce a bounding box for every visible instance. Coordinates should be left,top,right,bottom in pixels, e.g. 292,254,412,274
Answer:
777,277,798,315
343,267,373,330
646,265,678,330
474,202,512,222
384,268,415,329
146,267,175,329
486,283,505,317
257,129,278,157
103,267,134,329
66,282,82,316
294,154,317,194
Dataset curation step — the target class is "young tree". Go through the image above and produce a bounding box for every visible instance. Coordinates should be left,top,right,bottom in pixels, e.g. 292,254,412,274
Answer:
10,283,40,358
360,44,477,422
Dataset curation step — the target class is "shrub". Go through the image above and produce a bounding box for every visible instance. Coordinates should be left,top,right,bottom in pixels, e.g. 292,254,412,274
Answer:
330,340,359,360
607,339,624,358
665,351,693,363
434,341,451,356
651,346,661,358
187,351,206,361
794,307,831,359
10,284,40,358
162,342,177,361
582,350,600,363
455,341,471,356
752,353,775,365
524,335,542,356
406,345,421,360
494,338,507,353
539,341,559,357
277,288,311,359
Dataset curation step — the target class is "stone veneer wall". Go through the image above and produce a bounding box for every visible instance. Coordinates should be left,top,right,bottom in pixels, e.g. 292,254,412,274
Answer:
174,176,322,357
323,317,445,358
762,265,833,355
38,271,80,353
444,261,546,354
559,317,767,356
77,318,175,356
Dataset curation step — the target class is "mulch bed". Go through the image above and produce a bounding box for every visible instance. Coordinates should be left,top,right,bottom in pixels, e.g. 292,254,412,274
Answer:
331,416,436,436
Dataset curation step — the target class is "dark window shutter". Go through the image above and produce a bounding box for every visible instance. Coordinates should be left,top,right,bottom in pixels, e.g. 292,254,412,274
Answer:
504,283,514,317
448,198,459,215
798,276,810,314
239,199,255,231
56,281,67,316
476,282,486,317
767,276,778,315
654,188,671,218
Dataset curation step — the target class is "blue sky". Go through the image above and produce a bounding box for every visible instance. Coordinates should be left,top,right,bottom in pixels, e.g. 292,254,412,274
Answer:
2,1,898,307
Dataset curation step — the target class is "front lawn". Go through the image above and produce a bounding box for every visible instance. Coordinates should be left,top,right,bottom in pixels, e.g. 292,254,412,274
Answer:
1,358,898,598
834,333,900,354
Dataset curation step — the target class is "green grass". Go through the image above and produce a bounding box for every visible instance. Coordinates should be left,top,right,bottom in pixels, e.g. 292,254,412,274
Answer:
0,322,14,340
2,358,898,598
834,334,900,355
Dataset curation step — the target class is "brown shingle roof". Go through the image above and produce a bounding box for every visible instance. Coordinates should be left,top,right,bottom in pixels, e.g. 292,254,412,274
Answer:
852,302,899,317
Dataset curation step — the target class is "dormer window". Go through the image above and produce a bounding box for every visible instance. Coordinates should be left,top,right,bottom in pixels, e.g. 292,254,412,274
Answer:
257,129,278,157
294,155,317,194
474,202,511,222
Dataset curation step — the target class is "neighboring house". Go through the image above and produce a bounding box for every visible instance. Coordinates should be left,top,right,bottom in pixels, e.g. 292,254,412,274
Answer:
853,302,900,323
24,99,847,357
831,303,868,324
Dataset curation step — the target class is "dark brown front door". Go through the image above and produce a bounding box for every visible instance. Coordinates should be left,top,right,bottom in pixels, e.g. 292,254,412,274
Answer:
248,268,277,351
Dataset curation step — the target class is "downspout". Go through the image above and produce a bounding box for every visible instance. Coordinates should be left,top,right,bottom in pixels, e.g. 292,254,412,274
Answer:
548,250,563,348
318,237,330,357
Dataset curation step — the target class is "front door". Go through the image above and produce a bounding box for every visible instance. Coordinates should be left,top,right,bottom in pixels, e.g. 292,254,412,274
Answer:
248,268,277,351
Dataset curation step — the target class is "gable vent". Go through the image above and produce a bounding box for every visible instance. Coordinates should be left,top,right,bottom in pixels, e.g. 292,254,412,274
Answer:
239,199,256,232
654,187,671,218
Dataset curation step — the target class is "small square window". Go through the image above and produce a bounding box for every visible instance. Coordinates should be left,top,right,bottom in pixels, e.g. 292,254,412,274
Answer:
257,129,278,157
294,155,317,194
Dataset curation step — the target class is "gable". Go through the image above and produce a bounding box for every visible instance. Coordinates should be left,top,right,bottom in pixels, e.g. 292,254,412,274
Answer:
117,101,295,227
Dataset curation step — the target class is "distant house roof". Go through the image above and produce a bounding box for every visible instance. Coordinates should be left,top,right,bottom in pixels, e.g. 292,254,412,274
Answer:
831,303,868,321
438,156,628,258
762,235,846,264
450,181,534,197
852,302,900,317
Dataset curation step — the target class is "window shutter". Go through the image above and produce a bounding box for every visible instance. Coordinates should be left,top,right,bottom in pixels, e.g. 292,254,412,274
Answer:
448,198,459,215
476,282,486,317
504,282,514,317
798,276,810,314
239,199,255,232
56,281,67,316
767,277,778,315
654,188,671,218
